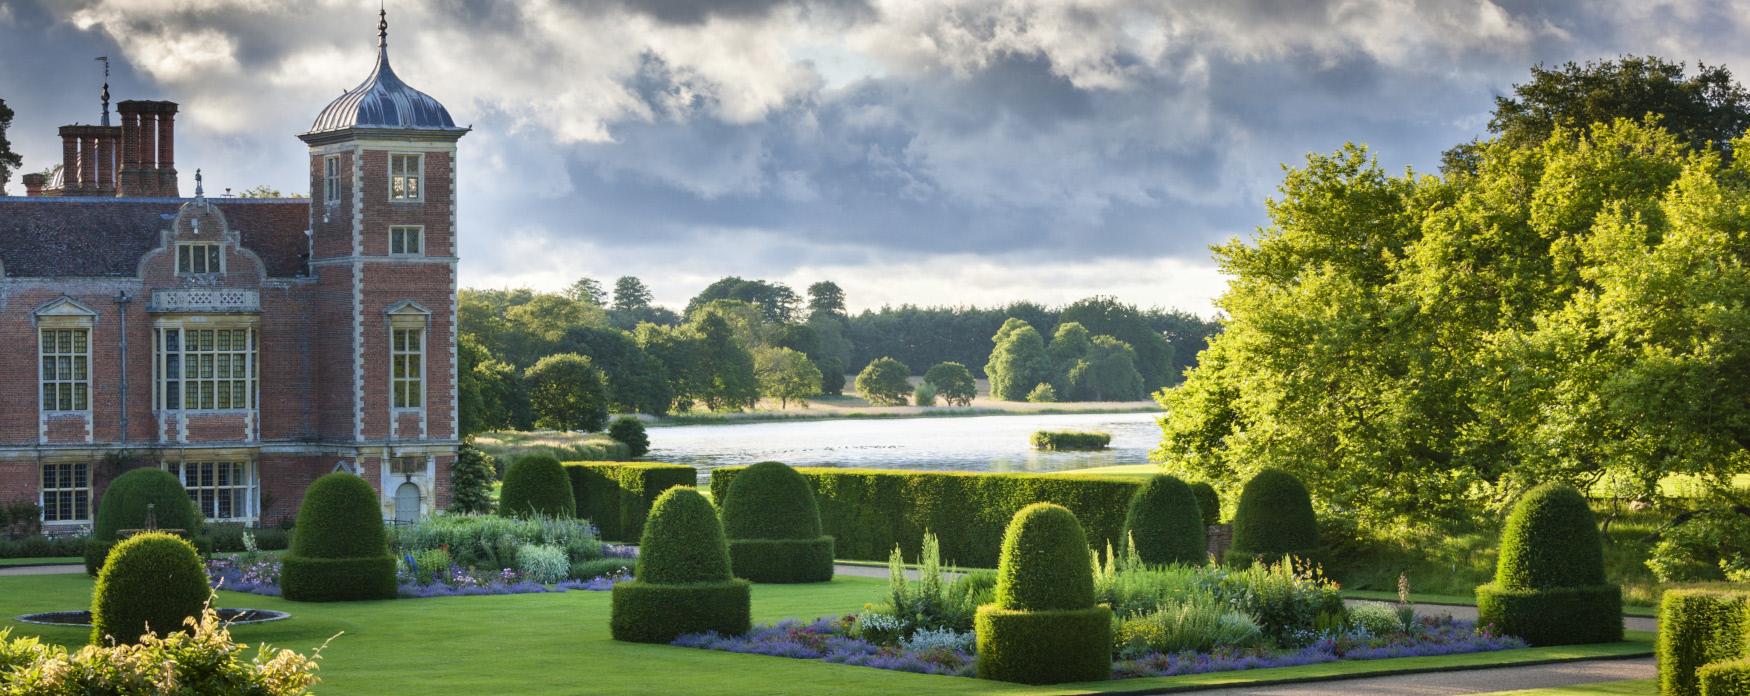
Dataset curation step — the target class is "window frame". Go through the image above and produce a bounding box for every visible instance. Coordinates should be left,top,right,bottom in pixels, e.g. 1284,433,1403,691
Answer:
40,461,91,524
163,460,258,523
391,326,424,410
389,225,424,256
39,327,91,414
153,325,258,412
389,153,423,202
175,242,223,276
323,155,341,204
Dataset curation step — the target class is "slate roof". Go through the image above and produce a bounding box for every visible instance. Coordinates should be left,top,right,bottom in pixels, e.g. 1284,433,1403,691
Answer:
0,197,310,278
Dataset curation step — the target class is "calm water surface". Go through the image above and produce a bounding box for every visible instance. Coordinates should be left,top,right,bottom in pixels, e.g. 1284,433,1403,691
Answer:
647,411,1160,481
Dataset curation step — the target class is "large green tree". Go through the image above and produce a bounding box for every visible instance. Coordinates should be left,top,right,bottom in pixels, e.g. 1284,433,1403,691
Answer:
806,281,847,319
523,353,610,432
754,347,822,408
559,325,673,416
1159,119,1750,528
0,99,21,195
687,277,800,323
985,319,1053,401
692,313,760,411
1073,336,1146,402
1058,297,1174,392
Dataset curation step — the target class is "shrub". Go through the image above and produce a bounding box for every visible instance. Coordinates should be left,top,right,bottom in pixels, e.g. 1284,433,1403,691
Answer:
200,524,290,553
524,353,611,432
1026,383,1057,403
1029,430,1110,451
976,503,1110,684
608,417,651,458
1222,557,1345,641
450,443,498,514
1115,599,1262,657
390,513,601,570
913,383,937,407
1475,483,1621,646
1702,658,1750,696
406,548,452,584
90,532,208,645
709,466,1138,568
875,534,994,636
611,487,750,643
1649,510,1750,583
1124,475,1207,566
565,462,697,542
499,454,576,518
1,499,42,538
571,557,635,580
85,468,203,576
0,607,321,693
1225,468,1318,567
720,462,835,583
516,543,571,584
1659,589,1750,696
924,362,977,407
1189,482,1220,526
280,473,396,602
856,357,912,406
0,534,85,559
1348,601,1404,636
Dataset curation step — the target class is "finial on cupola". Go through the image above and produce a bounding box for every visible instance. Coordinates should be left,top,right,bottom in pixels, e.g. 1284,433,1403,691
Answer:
195,168,204,200
96,56,110,126
378,6,388,49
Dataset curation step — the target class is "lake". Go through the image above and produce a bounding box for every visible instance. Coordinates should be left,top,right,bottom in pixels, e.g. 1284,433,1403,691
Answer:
647,411,1161,481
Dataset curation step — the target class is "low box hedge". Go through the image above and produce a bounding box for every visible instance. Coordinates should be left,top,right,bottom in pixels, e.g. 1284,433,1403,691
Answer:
727,537,835,584
609,580,752,643
1660,589,1750,696
1028,431,1111,451
565,462,697,542
708,467,1139,568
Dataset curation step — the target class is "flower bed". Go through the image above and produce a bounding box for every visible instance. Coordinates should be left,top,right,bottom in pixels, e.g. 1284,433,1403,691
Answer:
208,554,632,598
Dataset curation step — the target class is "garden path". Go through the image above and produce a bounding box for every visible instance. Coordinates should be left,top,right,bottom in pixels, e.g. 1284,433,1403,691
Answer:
0,564,82,576
1187,656,1654,694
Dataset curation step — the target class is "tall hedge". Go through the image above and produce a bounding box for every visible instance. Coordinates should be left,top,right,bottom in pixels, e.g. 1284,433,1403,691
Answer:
1124,475,1206,566
1475,483,1621,646
86,468,204,576
1702,659,1750,695
710,467,1137,568
1225,468,1317,566
719,462,833,583
976,503,1110,684
1659,590,1750,696
499,454,576,518
1189,482,1220,526
566,462,697,542
90,532,208,645
611,488,750,643
280,473,396,602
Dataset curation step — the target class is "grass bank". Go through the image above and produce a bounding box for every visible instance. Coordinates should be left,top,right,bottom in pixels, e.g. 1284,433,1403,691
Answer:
0,574,1648,695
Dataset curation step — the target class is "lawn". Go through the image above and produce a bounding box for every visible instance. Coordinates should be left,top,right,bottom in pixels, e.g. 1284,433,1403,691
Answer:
0,574,1651,695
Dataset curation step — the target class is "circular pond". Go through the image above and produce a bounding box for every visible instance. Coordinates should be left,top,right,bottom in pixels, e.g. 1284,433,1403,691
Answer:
17,608,291,627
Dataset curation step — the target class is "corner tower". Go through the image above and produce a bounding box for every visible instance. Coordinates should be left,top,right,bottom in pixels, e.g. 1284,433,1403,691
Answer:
299,10,467,520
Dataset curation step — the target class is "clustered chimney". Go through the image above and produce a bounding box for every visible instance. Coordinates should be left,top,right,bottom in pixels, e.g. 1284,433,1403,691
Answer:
33,100,178,198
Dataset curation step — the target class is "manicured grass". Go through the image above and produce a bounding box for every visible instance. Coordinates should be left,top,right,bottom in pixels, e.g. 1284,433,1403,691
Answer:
1480,678,1655,695
0,574,1651,695
0,556,81,568
1339,590,1658,618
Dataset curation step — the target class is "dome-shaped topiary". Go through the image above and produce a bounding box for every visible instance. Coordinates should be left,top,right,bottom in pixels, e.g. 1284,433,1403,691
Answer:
91,532,208,645
499,454,577,519
719,462,834,583
280,472,396,602
976,503,1111,684
1189,482,1220,527
612,487,750,642
1124,475,1207,566
1476,483,1621,646
1225,468,1318,566
85,468,204,576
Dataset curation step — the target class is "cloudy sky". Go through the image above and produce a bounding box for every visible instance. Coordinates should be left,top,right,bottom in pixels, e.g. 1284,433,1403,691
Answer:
3,0,1748,315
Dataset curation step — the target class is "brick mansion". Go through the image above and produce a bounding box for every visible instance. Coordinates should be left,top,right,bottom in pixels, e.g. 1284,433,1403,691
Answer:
0,13,463,529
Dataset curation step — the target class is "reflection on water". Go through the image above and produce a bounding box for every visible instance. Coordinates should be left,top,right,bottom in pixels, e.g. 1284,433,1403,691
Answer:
647,411,1160,481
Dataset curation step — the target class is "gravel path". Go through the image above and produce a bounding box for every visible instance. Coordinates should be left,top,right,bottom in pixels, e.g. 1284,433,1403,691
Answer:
1183,656,1654,695
0,564,83,576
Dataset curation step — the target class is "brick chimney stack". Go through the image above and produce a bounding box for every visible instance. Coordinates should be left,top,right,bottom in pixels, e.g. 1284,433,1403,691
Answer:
22,173,45,196
116,100,179,197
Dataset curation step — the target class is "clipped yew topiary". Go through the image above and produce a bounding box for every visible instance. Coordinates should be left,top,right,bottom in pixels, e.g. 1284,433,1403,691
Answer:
611,487,751,643
91,532,208,645
1702,658,1750,696
85,468,204,576
1123,475,1206,566
280,473,396,602
1224,468,1317,567
1189,482,1220,526
975,503,1111,684
719,462,834,583
1658,589,1750,696
499,454,576,518
1475,483,1622,647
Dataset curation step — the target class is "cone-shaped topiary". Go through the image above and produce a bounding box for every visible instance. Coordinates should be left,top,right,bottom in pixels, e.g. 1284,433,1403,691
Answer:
85,468,204,576
1189,482,1220,527
1475,483,1621,646
976,503,1111,684
280,473,396,602
1124,475,1207,566
719,462,834,583
91,532,208,645
1224,468,1317,567
1659,589,1750,696
499,454,576,518
611,487,751,642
